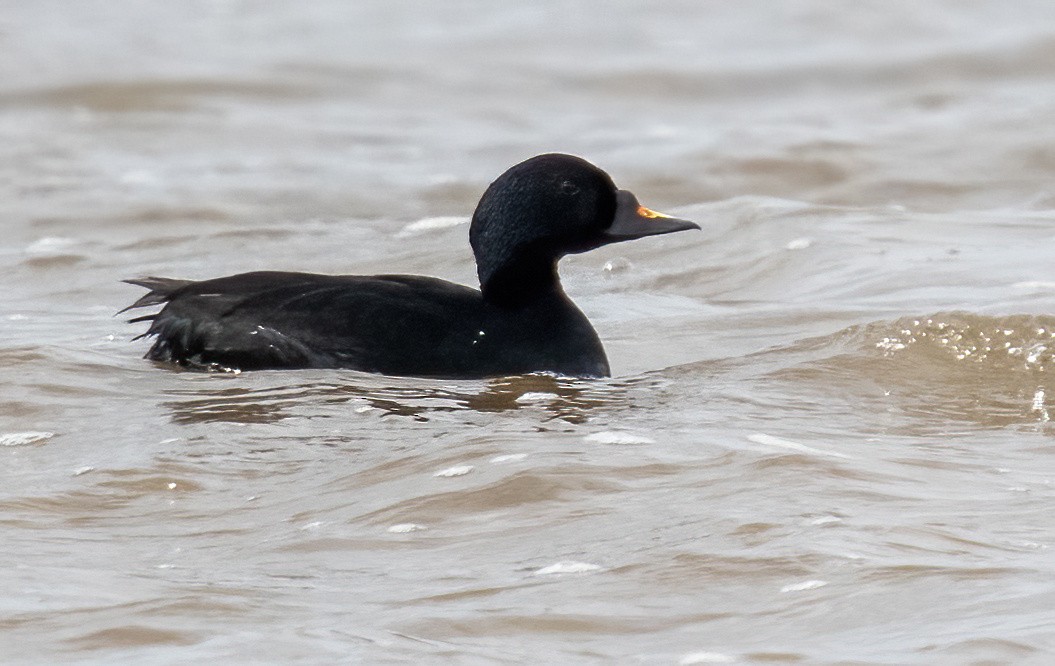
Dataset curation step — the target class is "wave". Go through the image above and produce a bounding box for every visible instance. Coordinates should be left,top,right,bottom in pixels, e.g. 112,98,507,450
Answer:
666,312,1055,432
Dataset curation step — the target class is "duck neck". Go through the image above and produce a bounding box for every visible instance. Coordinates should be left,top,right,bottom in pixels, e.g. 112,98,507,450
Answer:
479,255,563,308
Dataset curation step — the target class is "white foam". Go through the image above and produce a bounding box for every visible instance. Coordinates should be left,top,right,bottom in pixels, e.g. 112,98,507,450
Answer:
780,579,828,593
747,433,850,459
0,431,54,447
397,216,468,237
25,237,77,255
602,257,633,273
533,561,602,576
1032,388,1049,421
786,237,812,250
809,515,843,526
388,523,426,533
490,453,528,463
584,431,655,445
72,466,95,476
515,392,558,404
876,337,906,352
434,464,473,478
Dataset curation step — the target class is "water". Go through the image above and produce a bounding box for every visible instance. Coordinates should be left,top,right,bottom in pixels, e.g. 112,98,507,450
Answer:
3,1,1055,662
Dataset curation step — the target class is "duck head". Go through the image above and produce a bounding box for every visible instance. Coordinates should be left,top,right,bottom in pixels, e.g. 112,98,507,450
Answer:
469,153,699,301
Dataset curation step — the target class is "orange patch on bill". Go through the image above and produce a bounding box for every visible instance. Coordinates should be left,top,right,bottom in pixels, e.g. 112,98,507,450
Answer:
637,205,671,219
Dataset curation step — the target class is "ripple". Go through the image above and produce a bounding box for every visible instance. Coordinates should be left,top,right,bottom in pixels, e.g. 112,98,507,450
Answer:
65,625,199,649
533,561,602,575
584,431,656,445
779,579,828,593
0,431,54,447
433,464,473,478
3,78,323,112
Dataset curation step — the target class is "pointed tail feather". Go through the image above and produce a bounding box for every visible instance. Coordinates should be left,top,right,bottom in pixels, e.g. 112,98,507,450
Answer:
118,276,194,315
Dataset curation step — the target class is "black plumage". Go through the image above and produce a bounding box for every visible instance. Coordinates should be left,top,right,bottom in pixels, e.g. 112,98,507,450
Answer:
123,154,698,378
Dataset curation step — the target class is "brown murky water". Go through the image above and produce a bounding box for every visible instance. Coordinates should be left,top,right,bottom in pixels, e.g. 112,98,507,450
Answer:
4,2,1055,663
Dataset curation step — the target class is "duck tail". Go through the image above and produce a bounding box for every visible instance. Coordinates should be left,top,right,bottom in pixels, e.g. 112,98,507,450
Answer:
117,276,193,316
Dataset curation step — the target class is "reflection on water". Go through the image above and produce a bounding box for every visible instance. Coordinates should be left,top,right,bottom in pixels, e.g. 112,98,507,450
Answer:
162,373,631,425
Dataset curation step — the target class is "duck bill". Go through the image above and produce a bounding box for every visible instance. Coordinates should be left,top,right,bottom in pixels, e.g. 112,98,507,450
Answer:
603,190,699,241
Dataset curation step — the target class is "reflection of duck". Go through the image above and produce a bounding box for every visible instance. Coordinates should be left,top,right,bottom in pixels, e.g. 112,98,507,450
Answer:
124,154,698,378
163,374,628,426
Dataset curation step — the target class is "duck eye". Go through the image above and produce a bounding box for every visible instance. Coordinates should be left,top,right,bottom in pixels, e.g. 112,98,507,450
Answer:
560,181,580,196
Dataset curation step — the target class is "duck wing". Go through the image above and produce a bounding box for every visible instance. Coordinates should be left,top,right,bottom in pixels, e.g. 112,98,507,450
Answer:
123,271,483,373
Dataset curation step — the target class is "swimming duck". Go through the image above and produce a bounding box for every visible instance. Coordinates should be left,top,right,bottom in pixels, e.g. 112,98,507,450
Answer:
123,153,698,377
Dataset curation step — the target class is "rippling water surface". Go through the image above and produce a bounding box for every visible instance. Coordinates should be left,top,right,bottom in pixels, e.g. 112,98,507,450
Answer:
4,2,1055,663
